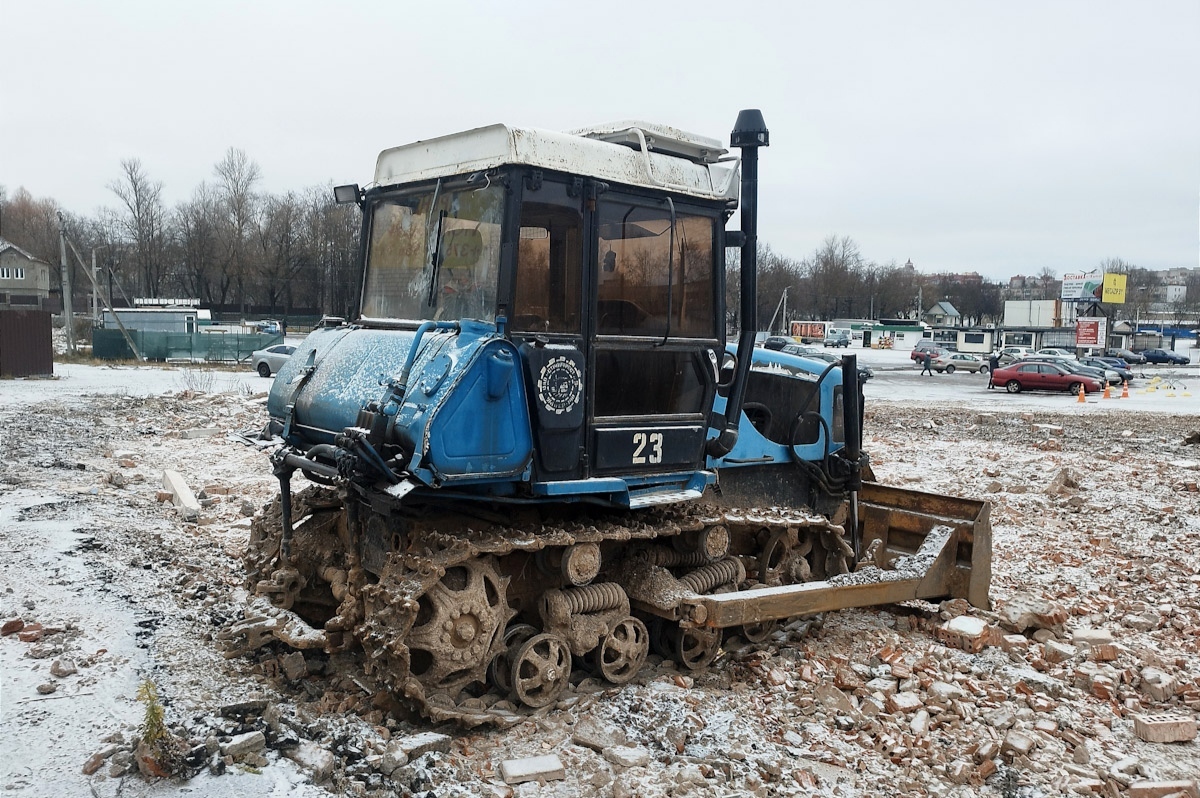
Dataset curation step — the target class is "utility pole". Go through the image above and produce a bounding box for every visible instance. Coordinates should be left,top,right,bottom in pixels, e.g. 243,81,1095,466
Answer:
91,246,106,324
58,212,74,353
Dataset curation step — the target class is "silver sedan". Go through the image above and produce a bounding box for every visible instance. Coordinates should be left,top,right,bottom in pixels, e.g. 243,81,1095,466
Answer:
250,344,296,377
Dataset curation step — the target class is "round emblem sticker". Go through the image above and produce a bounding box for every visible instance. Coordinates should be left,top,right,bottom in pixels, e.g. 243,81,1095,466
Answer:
536,356,583,415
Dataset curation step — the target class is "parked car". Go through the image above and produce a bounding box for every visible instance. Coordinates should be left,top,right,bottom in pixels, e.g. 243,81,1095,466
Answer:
932,352,986,374
1105,347,1146,364
1024,355,1120,386
823,332,851,348
991,362,1103,395
999,346,1035,361
798,350,874,382
1139,348,1188,365
781,343,819,356
1096,356,1132,370
761,336,793,351
1036,347,1076,359
1080,357,1133,384
910,341,945,361
251,344,297,377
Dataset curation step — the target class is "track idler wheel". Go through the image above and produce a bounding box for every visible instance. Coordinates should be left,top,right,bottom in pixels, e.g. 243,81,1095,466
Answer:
591,616,649,685
669,625,722,671
488,623,539,695
740,619,779,644
511,633,572,708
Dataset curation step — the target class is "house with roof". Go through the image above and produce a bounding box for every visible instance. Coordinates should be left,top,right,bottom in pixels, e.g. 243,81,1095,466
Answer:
922,300,961,327
0,237,53,311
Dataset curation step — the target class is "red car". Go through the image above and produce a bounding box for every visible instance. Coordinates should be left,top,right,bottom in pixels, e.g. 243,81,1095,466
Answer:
910,345,946,362
991,362,1102,395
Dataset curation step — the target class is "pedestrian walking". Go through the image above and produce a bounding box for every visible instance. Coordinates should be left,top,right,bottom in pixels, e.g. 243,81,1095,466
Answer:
921,352,933,376
987,353,999,389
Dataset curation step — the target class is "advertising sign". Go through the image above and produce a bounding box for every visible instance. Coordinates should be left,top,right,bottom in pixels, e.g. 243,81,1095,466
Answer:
1061,271,1103,301
1102,273,1127,304
1075,317,1107,347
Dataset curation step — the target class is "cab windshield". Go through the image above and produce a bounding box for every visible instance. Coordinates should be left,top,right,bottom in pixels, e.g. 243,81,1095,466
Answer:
361,181,504,321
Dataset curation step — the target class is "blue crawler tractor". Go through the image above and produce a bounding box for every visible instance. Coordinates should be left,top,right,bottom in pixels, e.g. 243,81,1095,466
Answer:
243,111,990,725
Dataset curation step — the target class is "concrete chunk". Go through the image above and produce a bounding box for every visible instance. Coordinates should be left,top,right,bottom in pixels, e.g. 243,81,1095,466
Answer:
392,731,451,760
886,691,923,714
181,427,221,439
1070,626,1115,647
999,594,1068,633
1128,781,1199,798
161,470,200,521
572,714,627,751
1043,639,1078,664
1001,729,1037,758
603,745,651,768
286,740,336,783
221,730,265,758
500,754,566,785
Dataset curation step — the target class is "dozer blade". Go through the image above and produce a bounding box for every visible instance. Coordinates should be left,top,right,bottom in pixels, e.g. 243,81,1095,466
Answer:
689,482,991,630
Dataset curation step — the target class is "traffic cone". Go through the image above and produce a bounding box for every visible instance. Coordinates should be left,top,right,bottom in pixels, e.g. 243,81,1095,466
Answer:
1102,383,1112,399
1077,385,1086,403
1120,380,1129,399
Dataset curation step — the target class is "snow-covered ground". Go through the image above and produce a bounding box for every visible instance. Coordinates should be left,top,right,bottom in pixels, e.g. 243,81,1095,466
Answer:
6,347,1196,415
2,357,1198,797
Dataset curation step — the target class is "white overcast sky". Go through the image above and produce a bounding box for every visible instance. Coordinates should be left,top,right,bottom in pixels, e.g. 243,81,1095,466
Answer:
2,0,1197,281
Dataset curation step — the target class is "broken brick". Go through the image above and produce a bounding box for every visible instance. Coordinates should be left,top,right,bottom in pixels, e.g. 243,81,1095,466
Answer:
1127,781,1199,798
1132,714,1197,744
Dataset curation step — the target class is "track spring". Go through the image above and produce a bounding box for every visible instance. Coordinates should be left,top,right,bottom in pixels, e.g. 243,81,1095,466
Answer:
679,557,745,594
557,582,626,614
646,548,716,568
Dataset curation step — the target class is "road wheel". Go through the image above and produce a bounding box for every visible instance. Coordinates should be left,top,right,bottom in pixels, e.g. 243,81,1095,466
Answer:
945,365,956,374
257,362,271,378
1069,382,1084,395
511,633,571,708
980,365,989,373
1006,381,1022,393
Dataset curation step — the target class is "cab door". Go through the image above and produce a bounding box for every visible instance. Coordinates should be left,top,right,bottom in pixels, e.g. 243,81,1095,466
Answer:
510,177,589,481
587,193,720,479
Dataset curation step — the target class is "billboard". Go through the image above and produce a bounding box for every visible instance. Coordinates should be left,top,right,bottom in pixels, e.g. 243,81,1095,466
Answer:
1061,271,1103,301
1102,273,1127,304
1075,316,1107,347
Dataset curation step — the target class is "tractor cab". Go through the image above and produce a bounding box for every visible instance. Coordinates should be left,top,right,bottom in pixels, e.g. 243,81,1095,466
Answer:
343,122,743,504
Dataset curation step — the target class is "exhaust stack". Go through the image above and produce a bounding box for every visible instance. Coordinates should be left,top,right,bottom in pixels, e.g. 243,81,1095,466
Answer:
708,109,769,458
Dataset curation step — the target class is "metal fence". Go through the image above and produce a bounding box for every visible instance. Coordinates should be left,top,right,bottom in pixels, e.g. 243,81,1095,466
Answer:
0,309,54,377
93,328,283,362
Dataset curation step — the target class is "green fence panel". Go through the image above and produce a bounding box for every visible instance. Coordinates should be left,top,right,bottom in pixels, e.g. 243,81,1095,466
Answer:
93,329,283,362
93,328,140,360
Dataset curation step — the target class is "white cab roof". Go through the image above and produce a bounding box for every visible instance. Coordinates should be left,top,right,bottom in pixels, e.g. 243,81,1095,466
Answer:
374,122,740,203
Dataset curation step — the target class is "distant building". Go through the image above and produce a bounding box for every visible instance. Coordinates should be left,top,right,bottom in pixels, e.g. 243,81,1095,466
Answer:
923,301,961,327
0,236,53,311
101,306,199,334
1002,273,1061,301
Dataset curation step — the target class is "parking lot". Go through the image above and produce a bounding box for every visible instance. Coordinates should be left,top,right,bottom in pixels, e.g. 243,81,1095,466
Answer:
852,346,1200,414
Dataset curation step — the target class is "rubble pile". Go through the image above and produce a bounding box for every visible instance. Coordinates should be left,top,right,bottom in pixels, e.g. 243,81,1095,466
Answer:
1,388,1196,797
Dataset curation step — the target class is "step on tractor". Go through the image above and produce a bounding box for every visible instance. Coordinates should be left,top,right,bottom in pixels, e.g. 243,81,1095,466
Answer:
239,110,991,726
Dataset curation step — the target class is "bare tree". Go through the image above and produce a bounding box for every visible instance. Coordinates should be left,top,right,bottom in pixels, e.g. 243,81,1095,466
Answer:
174,183,226,304
254,192,308,313
307,185,362,318
213,148,262,312
0,187,61,265
108,159,167,296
